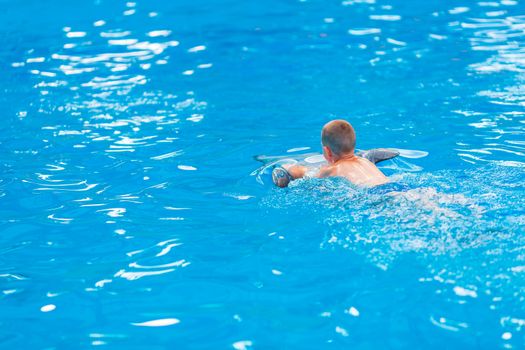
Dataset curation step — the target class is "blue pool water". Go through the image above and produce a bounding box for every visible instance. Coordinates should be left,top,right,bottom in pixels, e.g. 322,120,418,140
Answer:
2,0,525,348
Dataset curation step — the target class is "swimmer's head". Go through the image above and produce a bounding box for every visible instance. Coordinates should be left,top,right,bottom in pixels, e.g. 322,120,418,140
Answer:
321,120,356,163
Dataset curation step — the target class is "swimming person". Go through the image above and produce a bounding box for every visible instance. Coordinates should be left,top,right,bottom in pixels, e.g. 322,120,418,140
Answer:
273,120,391,188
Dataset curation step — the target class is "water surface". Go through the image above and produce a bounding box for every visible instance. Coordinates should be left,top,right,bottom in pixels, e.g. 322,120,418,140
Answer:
1,0,525,348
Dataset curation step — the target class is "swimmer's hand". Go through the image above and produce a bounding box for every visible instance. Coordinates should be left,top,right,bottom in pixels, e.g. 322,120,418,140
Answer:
272,167,291,188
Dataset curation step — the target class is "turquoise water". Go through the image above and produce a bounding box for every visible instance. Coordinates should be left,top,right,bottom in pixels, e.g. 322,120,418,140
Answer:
2,0,525,348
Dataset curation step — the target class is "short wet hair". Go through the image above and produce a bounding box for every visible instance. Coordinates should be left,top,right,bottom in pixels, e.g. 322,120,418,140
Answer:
321,120,356,155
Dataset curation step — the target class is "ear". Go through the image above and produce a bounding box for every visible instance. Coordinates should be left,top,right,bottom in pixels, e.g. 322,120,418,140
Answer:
323,146,333,163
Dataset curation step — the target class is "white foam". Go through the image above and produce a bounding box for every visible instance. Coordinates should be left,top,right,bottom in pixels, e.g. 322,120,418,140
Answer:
453,286,478,298
66,31,87,38
188,45,206,53
131,318,180,327
370,14,401,21
178,165,197,171
233,340,253,350
41,304,56,312
147,30,171,37
348,28,381,35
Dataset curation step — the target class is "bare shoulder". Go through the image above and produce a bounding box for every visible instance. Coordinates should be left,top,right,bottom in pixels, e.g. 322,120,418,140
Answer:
356,156,374,165
317,165,336,178
357,156,382,170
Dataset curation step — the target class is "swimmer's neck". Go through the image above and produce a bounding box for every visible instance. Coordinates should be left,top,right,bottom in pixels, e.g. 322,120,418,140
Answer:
329,153,357,165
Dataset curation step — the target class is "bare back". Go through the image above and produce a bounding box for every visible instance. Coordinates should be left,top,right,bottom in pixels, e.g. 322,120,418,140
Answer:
319,156,388,187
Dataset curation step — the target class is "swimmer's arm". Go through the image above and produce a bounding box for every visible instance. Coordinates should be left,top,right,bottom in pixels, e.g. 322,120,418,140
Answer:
273,164,333,188
272,164,309,188
284,164,334,179
283,164,309,179
316,165,335,178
